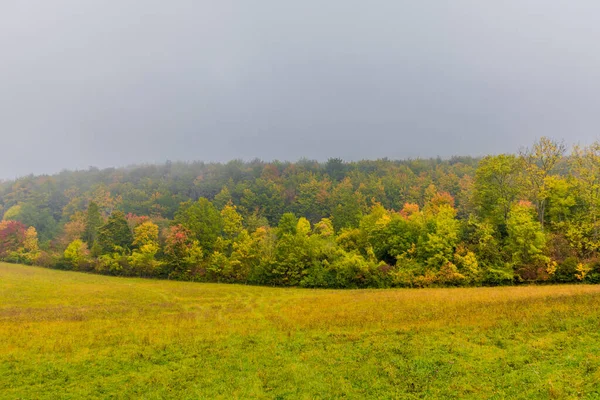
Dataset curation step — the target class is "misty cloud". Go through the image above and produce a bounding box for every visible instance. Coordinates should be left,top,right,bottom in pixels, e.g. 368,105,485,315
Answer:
2,0,600,178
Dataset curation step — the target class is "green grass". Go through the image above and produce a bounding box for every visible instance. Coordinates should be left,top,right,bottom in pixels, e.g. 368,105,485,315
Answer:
1,263,600,399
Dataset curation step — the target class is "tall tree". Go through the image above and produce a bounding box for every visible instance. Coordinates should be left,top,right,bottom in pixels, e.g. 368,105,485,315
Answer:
174,198,223,254
129,221,161,276
570,142,600,243
0,220,27,261
505,201,549,280
519,137,566,227
83,201,103,246
19,226,40,265
329,178,366,232
474,154,523,229
163,224,203,276
325,158,347,182
97,211,134,254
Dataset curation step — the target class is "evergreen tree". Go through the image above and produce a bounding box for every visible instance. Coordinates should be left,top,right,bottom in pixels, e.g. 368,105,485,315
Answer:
83,201,103,246
97,211,134,254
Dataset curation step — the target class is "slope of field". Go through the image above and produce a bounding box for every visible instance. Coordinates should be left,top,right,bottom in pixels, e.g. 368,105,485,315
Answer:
1,263,600,399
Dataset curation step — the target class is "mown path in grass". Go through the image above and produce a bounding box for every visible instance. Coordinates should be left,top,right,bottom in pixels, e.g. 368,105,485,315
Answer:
1,263,600,399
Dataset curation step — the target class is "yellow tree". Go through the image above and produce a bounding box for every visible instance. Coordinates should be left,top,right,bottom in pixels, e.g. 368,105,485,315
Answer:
506,201,549,280
19,226,41,265
129,221,161,276
519,137,566,228
569,141,600,254
2,205,22,221
221,202,243,242
64,239,90,270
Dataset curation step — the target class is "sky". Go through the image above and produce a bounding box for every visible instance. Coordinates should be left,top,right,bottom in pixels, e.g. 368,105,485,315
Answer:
2,0,600,178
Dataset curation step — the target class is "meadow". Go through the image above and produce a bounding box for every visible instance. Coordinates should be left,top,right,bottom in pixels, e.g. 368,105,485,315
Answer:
1,263,600,399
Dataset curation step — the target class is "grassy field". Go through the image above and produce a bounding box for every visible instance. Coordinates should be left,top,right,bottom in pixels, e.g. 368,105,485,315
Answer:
1,264,600,399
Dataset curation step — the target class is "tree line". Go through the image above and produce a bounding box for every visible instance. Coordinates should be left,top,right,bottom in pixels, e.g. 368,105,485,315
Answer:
1,137,599,287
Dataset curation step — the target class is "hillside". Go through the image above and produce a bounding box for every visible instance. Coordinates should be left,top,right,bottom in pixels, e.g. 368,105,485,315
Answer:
1,262,600,398
0,137,599,287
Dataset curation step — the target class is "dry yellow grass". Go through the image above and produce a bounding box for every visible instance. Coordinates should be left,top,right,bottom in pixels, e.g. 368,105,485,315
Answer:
1,262,600,398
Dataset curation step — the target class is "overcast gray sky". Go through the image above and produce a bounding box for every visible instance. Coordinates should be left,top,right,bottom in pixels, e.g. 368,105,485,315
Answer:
1,1,599,178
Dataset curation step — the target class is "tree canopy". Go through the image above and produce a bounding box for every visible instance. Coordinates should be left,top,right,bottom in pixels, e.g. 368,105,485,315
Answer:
2,137,600,286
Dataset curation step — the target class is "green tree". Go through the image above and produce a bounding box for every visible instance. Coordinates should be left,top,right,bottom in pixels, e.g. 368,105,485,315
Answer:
277,213,298,238
97,211,134,254
506,201,549,280
295,176,331,222
213,186,233,210
246,227,277,284
463,217,512,284
545,176,576,224
330,178,366,232
474,154,523,228
174,198,223,254
13,200,58,243
83,201,103,246
272,217,315,285
570,142,600,247
221,202,243,243
325,158,347,182
519,137,566,227
229,230,254,282
421,205,460,269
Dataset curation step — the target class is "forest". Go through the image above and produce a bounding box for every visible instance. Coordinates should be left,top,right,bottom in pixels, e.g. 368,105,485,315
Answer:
1,136,598,288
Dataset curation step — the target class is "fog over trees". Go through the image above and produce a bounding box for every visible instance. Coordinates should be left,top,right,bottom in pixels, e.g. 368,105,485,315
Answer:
2,137,600,287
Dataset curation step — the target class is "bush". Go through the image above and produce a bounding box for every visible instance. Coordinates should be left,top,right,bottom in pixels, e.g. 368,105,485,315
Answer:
553,257,578,283
391,257,425,288
483,265,514,286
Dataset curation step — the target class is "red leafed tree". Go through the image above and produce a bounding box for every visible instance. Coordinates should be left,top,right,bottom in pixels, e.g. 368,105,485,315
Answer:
163,224,203,274
126,213,150,230
164,225,194,260
429,191,455,210
0,220,27,259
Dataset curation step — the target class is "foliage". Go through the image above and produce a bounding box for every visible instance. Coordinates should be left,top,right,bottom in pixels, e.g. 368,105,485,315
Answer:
97,211,134,254
474,154,522,227
64,239,90,271
506,201,549,280
129,221,162,276
19,227,41,265
174,198,223,254
83,201,103,246
4,137,600,288
163,224,204,278
0,220,27,261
